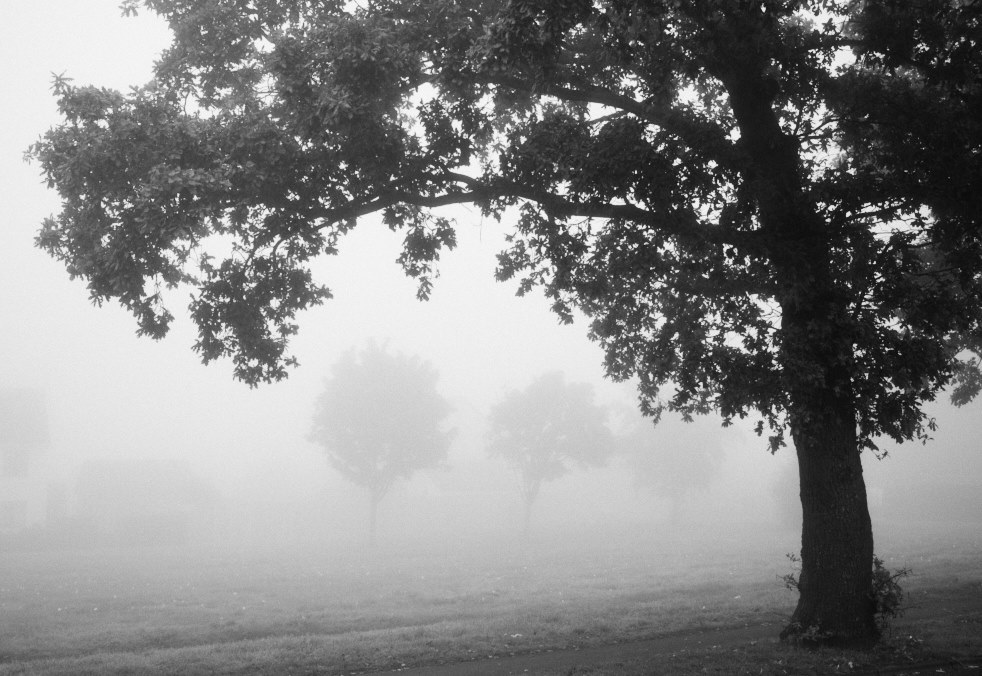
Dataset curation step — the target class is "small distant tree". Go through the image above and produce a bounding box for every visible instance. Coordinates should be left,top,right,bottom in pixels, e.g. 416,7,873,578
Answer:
309,343,452,543
488,372,612,533
617,411,723,523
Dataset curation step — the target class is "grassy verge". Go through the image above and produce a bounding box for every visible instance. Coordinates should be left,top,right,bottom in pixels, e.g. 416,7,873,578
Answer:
1,522,979,675
555,582,982,675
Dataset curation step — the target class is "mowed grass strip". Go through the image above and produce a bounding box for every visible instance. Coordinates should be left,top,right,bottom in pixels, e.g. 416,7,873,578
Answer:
1,524,979,675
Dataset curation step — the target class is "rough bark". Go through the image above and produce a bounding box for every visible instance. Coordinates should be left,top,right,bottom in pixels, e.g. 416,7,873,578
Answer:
774,216,877,645
776,244,877,645
784,399,877,645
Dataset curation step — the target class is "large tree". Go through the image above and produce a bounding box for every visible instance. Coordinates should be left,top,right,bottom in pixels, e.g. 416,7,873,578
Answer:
309,343,453,543
30,0,982,645
488,371,612,532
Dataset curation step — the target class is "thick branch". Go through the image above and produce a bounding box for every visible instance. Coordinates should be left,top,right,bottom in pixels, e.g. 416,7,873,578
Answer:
482,74,741,171
305,173,751,249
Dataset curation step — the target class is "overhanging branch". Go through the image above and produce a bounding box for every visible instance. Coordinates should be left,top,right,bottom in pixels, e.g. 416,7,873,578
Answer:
304,173,750,248
480,74,742,172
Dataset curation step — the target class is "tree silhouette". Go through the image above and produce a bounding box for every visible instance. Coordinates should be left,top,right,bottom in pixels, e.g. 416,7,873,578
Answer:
617,411,723,523
488,372,612,533
309,343,452,543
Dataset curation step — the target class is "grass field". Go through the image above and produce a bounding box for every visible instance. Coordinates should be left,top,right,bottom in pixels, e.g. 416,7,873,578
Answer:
2,520,980,675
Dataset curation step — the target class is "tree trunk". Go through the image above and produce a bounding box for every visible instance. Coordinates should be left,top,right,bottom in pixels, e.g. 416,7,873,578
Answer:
712,25,879,644
521,476,541,537
522,493,535,537
776,267,878,646
697,8,882,645
782,398,877,646
368,493,380,547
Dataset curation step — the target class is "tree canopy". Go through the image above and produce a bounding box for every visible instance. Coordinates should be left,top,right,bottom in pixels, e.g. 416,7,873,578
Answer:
31,0,982,646
32,0,982,444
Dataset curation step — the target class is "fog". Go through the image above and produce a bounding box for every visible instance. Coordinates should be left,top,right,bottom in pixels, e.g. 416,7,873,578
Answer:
3,2,981,566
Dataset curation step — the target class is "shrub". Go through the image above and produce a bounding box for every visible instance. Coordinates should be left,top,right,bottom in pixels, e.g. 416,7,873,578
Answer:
781,553,910,638
871,555,910,634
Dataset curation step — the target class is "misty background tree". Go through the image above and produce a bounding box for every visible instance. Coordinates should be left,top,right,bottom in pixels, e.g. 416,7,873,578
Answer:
308,343,452,543
487,372,612,533
29,0,982,645
616,412,723,524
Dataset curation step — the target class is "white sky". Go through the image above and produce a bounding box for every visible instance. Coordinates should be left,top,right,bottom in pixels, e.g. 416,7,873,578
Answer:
1,2,979,512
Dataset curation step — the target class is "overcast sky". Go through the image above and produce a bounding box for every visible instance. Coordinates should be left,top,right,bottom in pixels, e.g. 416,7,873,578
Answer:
2,2,979,512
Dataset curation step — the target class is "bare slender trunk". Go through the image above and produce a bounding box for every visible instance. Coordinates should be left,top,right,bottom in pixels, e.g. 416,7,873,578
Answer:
521,477,541,537
522,495,534,537
368,492,380,547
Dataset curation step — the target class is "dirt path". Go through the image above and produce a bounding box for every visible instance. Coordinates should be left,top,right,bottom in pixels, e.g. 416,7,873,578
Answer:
376,589,982,676
377,621,778,675
377,623,982,676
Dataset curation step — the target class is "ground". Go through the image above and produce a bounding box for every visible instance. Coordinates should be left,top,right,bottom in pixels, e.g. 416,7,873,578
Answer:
1,520,979,675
